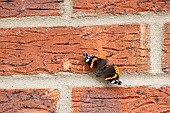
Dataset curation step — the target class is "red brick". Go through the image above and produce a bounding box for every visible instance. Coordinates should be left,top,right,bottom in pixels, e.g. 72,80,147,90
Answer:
72,86,170,113
0,0,63,18
0,24,149,75
162,23,170,72
0,89,59,113
73,0,170,15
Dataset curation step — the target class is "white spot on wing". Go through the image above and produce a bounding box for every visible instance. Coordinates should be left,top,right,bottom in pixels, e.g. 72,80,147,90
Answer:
86,59,90,62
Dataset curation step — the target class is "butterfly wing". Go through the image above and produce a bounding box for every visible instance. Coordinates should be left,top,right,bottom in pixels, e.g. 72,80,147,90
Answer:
92,56,108,76
102,64,117,77
102,64,121,85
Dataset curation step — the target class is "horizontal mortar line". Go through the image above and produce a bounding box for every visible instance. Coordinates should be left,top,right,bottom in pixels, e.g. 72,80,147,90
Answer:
0,12,170,28
0,72,170,89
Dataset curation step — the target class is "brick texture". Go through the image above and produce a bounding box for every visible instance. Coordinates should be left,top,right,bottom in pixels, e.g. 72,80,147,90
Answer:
0,89,59,113
72,86,170,113
73,0,170,15
0,0,63,18
163,22,170,72
0,24,149,75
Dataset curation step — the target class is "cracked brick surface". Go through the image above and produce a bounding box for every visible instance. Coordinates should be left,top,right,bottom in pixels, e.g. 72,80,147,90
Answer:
73,0,170,15
163,22,170,72
72,86,170,113
0,0,63,18
0,89,59,113
0,24,149,75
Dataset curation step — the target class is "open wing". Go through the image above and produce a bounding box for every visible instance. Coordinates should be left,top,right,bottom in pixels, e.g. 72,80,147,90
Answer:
92,56,108,76
98,64,119,80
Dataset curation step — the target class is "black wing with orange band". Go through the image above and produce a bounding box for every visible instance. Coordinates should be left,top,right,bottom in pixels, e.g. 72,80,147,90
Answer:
102,65,119,81
89,56,107,69
89,56,108,76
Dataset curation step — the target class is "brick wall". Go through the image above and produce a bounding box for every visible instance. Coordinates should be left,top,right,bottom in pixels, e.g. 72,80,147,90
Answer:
0,0,170,113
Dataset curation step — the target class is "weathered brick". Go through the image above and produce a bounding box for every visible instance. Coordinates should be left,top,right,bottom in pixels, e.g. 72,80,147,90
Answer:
163,22,170,72
72,86,170,113
0,89,59,113
0,24,149,75
0,0,63,18
73,0,170,15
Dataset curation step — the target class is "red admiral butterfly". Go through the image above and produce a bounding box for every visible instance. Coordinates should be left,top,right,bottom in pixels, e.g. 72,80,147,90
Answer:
83,53,122,85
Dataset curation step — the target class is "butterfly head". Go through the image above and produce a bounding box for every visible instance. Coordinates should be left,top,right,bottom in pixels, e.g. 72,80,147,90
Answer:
83,53,94,63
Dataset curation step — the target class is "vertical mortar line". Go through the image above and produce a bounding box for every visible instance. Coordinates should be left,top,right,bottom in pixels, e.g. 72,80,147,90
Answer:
61,0,73,19
57,85,72,113
149,22,164,74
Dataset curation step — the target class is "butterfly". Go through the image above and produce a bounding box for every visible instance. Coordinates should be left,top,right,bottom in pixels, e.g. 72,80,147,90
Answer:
83,53,122,85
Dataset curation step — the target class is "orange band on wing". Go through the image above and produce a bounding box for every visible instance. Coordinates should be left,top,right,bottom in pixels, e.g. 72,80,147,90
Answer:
114,66,119,74
105,74,118,80
90,58,97,69
97,56,107,60
105,66,119,81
